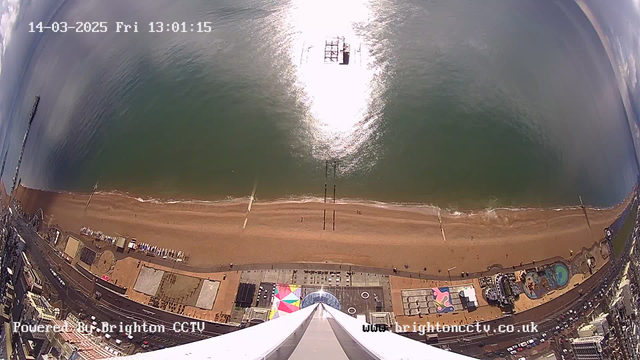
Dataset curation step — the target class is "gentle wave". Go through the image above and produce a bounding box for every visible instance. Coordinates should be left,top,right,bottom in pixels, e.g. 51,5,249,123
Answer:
92,190,620,215
18,184,625,215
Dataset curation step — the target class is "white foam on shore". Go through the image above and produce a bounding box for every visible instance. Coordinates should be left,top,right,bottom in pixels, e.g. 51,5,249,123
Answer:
93,190,620,215
19,185,628,215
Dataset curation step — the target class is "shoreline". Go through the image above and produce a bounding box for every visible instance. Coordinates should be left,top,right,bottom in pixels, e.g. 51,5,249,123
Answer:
17,184,628,214
15,185,633,275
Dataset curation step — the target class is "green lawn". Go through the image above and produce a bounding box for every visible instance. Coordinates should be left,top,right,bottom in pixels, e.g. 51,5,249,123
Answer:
613,205,637,257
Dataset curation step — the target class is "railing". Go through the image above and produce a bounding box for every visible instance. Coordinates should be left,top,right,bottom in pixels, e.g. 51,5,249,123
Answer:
323,304,472,360
110,303,476,360
109,305,318,360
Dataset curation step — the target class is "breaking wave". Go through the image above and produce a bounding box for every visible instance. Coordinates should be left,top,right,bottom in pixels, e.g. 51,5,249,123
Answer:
89,190,615,216
18,183,624,216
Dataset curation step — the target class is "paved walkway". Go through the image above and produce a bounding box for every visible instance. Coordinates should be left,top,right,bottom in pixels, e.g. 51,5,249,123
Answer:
64,229,592,283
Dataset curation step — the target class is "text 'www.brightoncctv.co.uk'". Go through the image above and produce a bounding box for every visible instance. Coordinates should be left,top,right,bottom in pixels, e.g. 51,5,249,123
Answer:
362,322,539,335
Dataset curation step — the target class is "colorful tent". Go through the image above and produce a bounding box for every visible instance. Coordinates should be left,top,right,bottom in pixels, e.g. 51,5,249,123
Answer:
269,284,302,319
432,287,455,313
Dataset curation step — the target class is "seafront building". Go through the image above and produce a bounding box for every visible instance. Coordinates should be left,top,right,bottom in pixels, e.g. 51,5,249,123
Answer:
0,183,637,358
42,318,120,360
577,313,610,338
5,204,630,358
590,313,610,336
570,336,607,360
21,292,58,336
13,291,58,359
612,277,633,315
482,272,521,309
606,253,640,360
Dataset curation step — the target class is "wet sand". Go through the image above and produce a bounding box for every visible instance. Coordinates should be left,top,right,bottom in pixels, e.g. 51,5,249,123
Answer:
16,186,631,275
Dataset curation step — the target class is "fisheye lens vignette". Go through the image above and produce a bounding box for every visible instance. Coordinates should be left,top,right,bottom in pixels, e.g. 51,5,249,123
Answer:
0,0,639,359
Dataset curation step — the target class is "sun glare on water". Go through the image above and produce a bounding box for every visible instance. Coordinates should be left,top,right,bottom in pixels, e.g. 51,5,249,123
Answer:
286,0,383,164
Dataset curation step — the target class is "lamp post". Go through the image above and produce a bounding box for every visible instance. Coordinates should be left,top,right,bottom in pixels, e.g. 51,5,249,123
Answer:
447,266,456,286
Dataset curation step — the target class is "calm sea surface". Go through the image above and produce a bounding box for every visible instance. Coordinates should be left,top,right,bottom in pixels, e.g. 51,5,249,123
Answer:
1,0,638,209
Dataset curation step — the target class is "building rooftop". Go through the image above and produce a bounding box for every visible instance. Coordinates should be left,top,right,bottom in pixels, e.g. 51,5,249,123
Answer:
20,252,31,268
247,307,269,323
26,292,56,320
572,335,605,344
50,320,117,360
578,324,597,337
592,312,608,322
369,312,394,327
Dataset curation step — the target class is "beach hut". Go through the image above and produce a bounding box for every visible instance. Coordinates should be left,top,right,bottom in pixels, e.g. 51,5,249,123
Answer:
115,237,126,253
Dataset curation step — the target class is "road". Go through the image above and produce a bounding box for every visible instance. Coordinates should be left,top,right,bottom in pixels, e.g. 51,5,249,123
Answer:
14,206,634,357
441,215,636,358
445,261,612,357
13,217,239,350
394,259,611,358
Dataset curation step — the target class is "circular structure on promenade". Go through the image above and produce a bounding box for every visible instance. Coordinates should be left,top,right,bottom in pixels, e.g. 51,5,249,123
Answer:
523,262,571,299
361,291,370,299
94,250,115,274
554,263,569,287
301,290,341,310
347,307,356,315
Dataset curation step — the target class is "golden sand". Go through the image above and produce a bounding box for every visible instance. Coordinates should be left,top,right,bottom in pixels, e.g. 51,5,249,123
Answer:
16,186,631,275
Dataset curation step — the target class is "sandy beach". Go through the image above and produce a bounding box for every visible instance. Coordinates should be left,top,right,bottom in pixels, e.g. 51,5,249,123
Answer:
15,186,631,275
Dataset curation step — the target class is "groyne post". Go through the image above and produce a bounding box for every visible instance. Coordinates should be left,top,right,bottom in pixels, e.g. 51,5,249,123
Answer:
84,181,99,213
324,161,327,230
333,160,337,230
11,95,40,198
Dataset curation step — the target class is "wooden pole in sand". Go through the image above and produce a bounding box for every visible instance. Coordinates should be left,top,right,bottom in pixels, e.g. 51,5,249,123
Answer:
333,160,336,230
333,160,336,204
447,266,456,286
333,210,336,230
325,161,328,204
324,161,328,230
438,210,447,242
242,179,258,230
579,195,593,234
84,181,99,213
